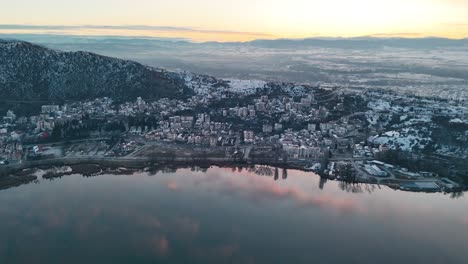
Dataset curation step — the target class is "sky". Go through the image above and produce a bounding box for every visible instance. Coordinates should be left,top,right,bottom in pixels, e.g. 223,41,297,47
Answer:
1,0,467,42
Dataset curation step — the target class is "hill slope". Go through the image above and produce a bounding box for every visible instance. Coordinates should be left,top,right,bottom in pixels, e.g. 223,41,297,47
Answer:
0,40,191,105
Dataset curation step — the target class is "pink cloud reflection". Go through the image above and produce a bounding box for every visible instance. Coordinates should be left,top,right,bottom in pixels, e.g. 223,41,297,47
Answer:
188,243,241,261
194,171,364,214
150,235,169,256
462,215,468,225
76,206,102,235
215,243,239,257
112,208,162,229
166,181,180,192
174,217,200,237
45,208,67,228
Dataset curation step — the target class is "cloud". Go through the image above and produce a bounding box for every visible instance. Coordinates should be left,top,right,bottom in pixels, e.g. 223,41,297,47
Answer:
0,24,273,38
367,32,422,37
443,23,468,27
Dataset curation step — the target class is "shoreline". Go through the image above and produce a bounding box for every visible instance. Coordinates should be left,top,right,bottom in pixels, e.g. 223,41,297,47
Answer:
0,156,465,194
0,156,305,176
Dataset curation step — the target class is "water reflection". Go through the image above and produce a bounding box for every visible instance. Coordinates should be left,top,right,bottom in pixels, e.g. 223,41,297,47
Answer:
319,177,327,190
338,181,378,194
2,164,466,199
450,191,464,199
0,166,467,263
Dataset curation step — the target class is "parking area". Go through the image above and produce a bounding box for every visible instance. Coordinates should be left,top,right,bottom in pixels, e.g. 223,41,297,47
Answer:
65,141,110,157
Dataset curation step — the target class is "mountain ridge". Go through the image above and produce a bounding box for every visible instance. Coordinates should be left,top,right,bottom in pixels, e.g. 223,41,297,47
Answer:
2,34,468,48
0,39,191,109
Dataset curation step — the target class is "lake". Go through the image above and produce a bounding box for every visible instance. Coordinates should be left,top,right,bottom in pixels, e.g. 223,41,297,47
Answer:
0,166,467,264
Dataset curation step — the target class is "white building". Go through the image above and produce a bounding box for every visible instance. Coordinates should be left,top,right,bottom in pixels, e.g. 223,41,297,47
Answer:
243,130,255,143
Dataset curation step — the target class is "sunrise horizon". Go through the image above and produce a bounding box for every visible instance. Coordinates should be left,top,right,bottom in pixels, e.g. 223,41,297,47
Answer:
1,23,468,43
2,0,468,42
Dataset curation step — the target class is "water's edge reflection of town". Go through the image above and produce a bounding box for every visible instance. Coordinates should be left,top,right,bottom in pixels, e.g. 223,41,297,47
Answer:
0,166,467,264
2,164,464,199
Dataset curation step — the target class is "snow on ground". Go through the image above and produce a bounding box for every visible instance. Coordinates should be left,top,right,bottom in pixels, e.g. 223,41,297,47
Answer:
449,118,468,124
225,79,266,94
369,128,431,151
402,115,432,126
180,70,267,96
436,145,468,158
368,100,391,111
366,112,379,125
180,72,216,95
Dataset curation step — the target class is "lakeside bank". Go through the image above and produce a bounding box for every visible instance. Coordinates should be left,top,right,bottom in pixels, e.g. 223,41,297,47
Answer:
0,156,465,194
0,156,307,189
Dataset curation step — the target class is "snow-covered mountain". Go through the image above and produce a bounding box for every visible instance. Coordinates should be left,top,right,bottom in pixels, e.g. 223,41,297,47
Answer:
0,40,191,104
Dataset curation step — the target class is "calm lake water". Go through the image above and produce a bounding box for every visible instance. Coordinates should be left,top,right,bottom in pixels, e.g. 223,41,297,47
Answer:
0,166,467,264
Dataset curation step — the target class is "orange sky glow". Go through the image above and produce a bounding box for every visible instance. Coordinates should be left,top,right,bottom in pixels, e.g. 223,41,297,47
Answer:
1,0,467,42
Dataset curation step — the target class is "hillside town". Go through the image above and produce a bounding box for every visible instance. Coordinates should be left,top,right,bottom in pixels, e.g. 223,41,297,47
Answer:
1,75,467,193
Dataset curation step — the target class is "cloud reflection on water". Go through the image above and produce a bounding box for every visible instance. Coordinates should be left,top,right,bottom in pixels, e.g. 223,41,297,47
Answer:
462,215,468,225
149,235,170,256
166,181,180,192
1,167,467,263
182,168,364,214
